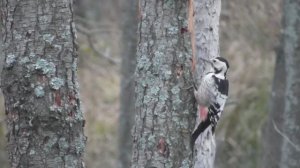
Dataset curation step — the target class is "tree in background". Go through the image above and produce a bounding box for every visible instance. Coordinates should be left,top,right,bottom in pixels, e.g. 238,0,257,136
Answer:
0,0,86,167
262,26,285,168
118,0,138,168
263,0,300,167
131,1,195,167
280,0,300,164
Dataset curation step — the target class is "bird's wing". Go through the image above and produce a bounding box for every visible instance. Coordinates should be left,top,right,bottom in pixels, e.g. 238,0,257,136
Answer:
209,76,229,127
212,76,229,110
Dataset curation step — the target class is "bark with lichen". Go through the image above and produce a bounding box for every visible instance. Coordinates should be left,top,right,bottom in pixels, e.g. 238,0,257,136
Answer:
131,1,195,167
0,0,86,167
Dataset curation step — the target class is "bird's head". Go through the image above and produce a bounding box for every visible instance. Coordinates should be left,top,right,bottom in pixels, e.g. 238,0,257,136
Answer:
201,57,229,76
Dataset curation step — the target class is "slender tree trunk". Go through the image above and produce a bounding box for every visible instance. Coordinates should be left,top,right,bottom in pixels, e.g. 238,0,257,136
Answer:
131,1,195,167
262,47,285,168
118,1,138,168
0,0,86,167
279,0,300,167
189,0,221,167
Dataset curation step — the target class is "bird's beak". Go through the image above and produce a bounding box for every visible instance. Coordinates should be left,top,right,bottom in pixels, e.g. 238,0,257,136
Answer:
199,57,213,65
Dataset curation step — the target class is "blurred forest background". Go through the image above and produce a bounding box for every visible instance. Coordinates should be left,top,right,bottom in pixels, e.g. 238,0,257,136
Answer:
0,0,281,168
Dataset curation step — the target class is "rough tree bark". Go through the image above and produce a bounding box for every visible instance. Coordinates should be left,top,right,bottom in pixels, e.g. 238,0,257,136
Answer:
131,1,195,167
279,0,300,167
118,0,138,168
0,0,86,167
189,0,221,167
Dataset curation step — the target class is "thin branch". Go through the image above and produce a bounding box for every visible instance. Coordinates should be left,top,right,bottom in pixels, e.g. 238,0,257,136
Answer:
75,15,113,28
272,120,300,151
76,23,120,35
76,24,120,65
86,36,120,65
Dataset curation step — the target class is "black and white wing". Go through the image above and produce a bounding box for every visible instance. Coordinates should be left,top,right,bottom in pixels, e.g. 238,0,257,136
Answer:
209,75,229,132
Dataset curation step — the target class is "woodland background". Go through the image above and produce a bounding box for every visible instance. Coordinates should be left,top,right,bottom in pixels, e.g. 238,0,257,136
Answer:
0,0,282,168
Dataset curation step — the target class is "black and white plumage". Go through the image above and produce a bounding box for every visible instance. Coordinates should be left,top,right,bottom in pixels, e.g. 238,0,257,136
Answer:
191,57,229,147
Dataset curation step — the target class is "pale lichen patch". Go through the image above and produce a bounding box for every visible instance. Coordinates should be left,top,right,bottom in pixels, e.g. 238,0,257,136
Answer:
29,149,35,155
159,89,169,102
164,70,172,80
6,54,16,67
50,77,65,90
167,25,179,35
50,105,62,112
58,137,69,150
150,86,160,95
44,136,58,152
35,59,56,75
137,55,150,70
43,34,55,44
14,30,22,40
20,57,30,64
29,52,36,58
64,155,78,168
74,135,86,154
171,85,180,94
34,86,45,98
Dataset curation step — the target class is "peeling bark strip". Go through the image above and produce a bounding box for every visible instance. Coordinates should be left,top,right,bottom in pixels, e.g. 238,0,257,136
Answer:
1,0,86,167
190,0,221,167
131,1,195,167
188,0,196,72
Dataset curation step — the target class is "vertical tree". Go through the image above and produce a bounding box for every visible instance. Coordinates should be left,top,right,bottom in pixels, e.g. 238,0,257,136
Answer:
0,0,86,167
131,1,195,167
118,0,138,168
279,0,300,166
263,0,300,167
280,0,300,165
189,0,221,167
262,41,285,168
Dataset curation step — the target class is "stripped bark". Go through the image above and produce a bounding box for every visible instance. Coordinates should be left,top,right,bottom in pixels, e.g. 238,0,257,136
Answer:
189,0,221,167
131,1,195,167
0,0,86,167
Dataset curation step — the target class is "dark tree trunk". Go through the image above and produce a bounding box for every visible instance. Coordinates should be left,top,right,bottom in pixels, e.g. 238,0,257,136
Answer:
262,47,285,168
279,0,300,167
118,0,138,168
263,0,300,167
131,1,195,167
0,0,86,167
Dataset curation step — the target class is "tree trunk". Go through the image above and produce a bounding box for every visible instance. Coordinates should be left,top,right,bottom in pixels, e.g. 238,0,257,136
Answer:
0,0,86,167
189,0,221,167
118,1,138,168
262,46,285,168
131,1,195,167
279,0,300,167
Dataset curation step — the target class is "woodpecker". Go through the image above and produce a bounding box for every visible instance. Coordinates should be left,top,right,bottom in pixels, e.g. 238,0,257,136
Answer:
191,57,229,147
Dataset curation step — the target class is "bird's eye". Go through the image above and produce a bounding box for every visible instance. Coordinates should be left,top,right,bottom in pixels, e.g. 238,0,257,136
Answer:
213,60,216,63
